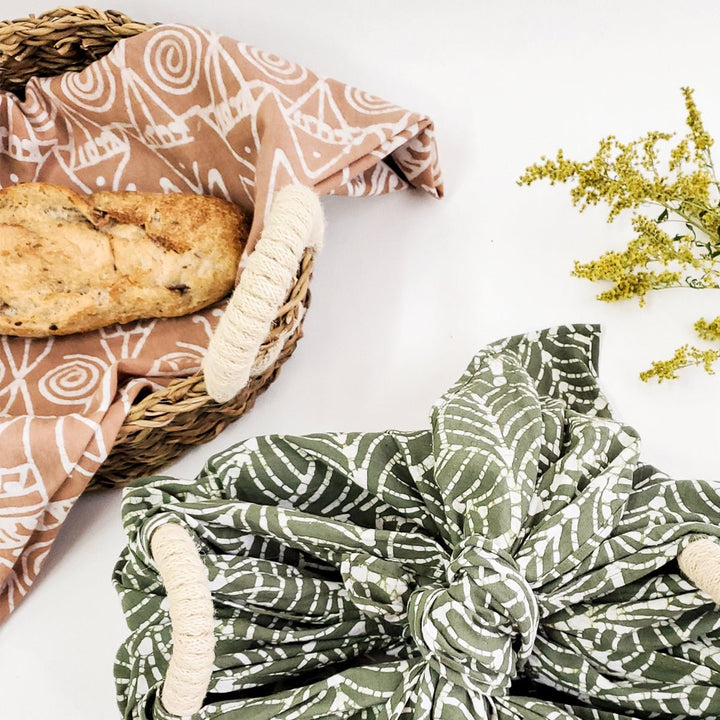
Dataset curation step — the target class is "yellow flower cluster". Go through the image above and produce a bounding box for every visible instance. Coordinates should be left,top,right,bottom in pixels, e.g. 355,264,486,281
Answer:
571,215,718,304
641,316,720,381
520,88,720,381
696,316,720,341
518,90,718,230
640,343,720,382
682,86,714,155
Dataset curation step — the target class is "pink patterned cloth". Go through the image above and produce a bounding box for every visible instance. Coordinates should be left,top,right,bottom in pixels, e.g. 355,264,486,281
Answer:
0,23,442,621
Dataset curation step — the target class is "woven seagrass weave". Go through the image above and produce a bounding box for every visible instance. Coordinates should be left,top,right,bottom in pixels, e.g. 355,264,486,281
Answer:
0,7,154,97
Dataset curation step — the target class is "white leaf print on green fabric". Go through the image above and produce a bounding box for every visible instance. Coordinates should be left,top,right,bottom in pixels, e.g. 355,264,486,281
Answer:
113,325,720,720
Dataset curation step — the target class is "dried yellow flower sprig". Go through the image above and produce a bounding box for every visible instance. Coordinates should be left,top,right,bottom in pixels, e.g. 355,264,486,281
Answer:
639,324,720,382
519,88,720,380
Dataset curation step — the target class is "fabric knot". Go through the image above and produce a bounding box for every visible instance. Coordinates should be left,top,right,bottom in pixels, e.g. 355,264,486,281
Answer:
406,535,539,697
340,551,415,623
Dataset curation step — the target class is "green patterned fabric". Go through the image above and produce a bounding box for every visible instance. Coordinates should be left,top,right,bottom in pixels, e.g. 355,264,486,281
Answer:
114,325,720,719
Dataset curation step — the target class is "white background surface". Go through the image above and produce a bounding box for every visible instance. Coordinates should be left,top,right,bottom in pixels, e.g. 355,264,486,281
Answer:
1,1,720,718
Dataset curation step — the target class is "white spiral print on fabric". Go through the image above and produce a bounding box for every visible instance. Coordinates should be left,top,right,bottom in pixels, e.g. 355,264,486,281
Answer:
143,27,202,95
344,86,397,115
38,355,108,407
60,61,116,112
238,43,308,84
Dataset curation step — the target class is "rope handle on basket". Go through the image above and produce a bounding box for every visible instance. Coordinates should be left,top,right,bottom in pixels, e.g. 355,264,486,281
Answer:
151,523,215,717
202,185,325,404
679,537,720,604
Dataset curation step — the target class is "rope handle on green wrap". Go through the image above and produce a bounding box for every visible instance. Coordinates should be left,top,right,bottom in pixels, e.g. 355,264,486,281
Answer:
202,185,325,404
679,538,720,604
151,523,215,717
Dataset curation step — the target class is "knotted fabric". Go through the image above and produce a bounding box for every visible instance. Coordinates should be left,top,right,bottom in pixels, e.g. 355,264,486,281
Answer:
114,325,720,719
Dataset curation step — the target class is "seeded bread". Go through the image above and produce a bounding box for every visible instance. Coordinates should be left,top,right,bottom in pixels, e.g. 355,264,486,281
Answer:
0,183,248,336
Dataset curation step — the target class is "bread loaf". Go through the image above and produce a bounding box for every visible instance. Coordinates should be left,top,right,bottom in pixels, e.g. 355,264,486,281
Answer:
0,183,248,336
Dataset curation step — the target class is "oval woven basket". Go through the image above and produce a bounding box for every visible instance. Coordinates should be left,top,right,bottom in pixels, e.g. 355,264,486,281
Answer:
0,7,316,488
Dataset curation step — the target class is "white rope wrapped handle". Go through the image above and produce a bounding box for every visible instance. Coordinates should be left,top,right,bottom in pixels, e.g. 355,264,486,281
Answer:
151,523,215,717
679,537,720,604
202,185,325,403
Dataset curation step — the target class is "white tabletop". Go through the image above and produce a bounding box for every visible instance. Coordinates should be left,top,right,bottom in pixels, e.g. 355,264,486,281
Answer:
1,1,719,718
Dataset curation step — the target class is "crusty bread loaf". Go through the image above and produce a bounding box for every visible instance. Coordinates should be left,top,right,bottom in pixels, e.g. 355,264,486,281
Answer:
0,183,248,336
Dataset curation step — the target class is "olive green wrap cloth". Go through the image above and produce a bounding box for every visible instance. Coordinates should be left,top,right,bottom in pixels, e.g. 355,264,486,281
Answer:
113,324,720,719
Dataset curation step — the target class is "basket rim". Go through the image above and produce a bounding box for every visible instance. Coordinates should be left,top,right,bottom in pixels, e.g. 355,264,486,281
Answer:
0,5,156,95
0,5,153,30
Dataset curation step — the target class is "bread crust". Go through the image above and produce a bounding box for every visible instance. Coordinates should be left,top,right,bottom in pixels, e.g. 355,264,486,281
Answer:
0,183,247,336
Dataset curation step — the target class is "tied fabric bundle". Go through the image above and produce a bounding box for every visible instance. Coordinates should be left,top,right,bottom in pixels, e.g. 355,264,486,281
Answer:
114,324,720,720
0,22,442,621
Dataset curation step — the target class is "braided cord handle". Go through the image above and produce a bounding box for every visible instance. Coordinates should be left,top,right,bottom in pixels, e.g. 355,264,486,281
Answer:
202,184,324,404
679,537,720,604
151,523,215,717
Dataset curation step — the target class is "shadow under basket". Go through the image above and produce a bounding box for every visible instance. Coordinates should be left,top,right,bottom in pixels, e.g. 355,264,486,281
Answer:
0,7,317,489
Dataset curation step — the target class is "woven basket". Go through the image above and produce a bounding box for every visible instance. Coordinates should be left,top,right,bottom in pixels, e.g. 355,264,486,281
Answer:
0,7,317,488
